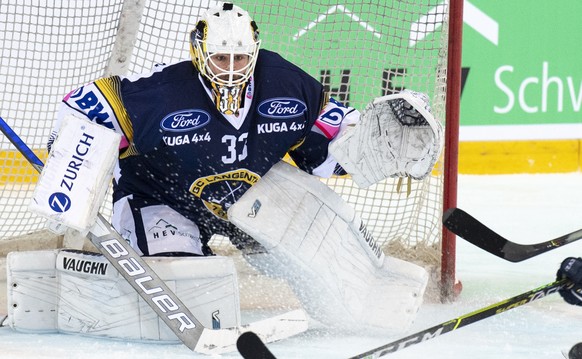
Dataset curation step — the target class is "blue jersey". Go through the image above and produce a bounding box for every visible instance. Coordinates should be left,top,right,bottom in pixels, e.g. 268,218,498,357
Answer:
56,50,357,248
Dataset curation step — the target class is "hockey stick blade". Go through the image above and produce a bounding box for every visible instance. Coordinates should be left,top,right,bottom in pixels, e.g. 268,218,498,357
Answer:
197,309,307,355
443,207,582,262
0,116,307,354
348,279,567,358
237,331,278,359
566,342,582,359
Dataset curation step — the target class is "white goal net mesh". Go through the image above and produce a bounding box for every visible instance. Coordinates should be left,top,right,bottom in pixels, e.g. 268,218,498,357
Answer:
0,0,456,294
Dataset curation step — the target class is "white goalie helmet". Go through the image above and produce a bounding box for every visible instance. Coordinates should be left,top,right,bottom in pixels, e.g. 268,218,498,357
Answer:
190,3,261,87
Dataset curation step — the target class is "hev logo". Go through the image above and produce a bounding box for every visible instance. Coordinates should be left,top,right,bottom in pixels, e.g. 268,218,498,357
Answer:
48,192,72,212
160,110,210,132
257,98,307,119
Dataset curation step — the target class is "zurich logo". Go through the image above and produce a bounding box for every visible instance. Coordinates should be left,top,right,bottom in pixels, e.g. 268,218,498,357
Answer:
48,192,72,212
257,98,307,119
160,109,210,132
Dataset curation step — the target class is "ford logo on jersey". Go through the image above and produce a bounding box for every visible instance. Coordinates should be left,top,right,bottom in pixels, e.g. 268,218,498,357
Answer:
160,110,211,132
257,98,307,119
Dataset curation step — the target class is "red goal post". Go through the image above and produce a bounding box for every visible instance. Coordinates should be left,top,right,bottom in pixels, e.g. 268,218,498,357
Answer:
0,0,461,301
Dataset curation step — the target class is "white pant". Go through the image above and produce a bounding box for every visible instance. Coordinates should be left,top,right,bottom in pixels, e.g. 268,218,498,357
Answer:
112,195,204,256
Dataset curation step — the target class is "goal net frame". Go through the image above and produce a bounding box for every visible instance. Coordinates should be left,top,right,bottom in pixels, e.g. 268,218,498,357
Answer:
0,0,462,301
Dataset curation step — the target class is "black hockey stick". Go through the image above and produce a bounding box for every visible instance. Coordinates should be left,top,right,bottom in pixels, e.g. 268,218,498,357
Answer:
238,331,277,359
443,207,582,262
0,116,306,354
347,279,567,358
566,342,582,359
236,279,567,358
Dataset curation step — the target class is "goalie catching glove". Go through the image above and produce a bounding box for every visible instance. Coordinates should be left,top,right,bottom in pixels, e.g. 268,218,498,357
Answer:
329,90,444,188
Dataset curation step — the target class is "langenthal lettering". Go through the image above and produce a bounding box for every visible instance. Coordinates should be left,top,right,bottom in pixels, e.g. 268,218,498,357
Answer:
100,238,197,332
207,171,259,184
190,169,260,197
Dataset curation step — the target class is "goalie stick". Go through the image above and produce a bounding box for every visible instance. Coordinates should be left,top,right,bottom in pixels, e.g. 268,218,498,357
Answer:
0,116,307,354
443,207,582,262
237,279,567,358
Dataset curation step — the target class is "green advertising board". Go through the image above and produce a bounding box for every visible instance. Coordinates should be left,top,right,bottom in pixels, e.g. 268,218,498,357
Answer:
461,0,582,127
236,0,448,111
236,1,582,136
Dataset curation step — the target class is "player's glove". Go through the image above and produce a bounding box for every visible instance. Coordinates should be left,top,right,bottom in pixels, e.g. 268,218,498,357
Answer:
556,257,582,306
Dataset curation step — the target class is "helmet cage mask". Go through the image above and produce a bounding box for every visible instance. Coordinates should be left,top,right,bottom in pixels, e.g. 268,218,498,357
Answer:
190,5,260,87
192,35,260,86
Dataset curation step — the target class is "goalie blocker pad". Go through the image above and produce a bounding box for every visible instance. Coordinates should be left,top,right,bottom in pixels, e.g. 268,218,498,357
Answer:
329,90,444,188
29,114,121,233
6,250,240,342
228,161,428,332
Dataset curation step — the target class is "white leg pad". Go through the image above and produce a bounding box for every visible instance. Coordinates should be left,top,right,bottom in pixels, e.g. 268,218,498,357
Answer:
7,250,60,332
228,162,428,332
6,250,240,342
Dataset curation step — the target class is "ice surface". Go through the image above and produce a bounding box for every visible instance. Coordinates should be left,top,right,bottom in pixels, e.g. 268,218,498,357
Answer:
2,173,582,358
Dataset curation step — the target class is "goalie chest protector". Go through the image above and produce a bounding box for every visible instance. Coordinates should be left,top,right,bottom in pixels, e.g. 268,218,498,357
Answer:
63,50,330,238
